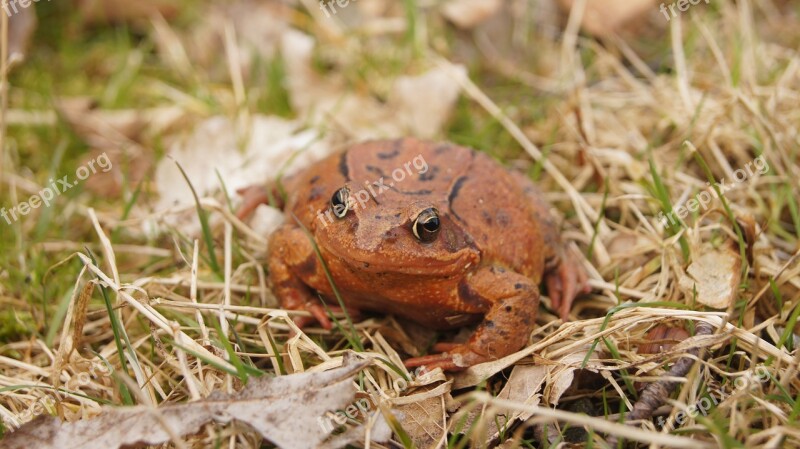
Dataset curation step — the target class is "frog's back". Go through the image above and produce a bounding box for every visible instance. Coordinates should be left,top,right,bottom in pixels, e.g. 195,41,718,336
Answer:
347,138,547,281
285,138,546,281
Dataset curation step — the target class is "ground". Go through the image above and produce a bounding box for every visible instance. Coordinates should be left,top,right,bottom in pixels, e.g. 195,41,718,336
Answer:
0,1,799,448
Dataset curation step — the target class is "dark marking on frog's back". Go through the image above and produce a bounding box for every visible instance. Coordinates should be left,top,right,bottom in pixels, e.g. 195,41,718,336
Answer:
481,210,493,225
338,152,350,180
377,140,402,159
448,176,468,206
310,175,320,184
398,188,433,196
435,143,453,154
496,210,510,227
419,166,439,182
365,165,386,177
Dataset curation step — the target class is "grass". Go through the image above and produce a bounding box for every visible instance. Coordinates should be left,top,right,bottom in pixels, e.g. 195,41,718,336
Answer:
1,0,799,447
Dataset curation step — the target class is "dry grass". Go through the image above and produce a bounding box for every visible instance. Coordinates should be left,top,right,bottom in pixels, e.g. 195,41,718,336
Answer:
1,0,799,448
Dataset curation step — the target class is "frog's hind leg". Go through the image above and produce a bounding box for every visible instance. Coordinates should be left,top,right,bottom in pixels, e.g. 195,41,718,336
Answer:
404,266,540,371
512,172,589,320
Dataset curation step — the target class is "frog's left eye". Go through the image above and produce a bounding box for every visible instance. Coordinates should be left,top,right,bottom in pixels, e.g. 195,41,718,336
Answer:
331,187,350,218
413,208,440,243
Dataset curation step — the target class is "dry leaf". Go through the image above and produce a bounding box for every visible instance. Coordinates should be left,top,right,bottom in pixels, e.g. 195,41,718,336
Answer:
441,0,503,29
456,350,597,444
394,385,448,449
56,98,185,148
679,244,742,309
75,0,179,24
558,0,657,37
459,364,548,441
388,65,467,139
637,324,690,355
182,1,292,74
153,115,328,213
7,5,36,64
2,357,369,449
281,29,464,140
82,148,152,199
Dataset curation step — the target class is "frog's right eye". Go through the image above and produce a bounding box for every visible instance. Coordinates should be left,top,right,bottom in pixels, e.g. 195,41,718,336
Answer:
331,187,350,218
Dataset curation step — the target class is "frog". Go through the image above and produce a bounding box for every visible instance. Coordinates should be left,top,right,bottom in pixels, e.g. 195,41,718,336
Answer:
238,138,589,371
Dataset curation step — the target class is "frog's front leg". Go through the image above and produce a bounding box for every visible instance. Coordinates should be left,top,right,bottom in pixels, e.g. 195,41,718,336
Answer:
404,266,540,372
268,224,349,329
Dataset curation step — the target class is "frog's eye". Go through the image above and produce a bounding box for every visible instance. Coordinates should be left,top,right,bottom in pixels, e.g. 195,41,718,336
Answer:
412,208,440,243
330,187,350,218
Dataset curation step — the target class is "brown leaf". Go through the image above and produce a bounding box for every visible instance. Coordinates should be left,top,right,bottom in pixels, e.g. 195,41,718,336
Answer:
637,324,690,355
679,244,742,309
7,6,36,65
394,385,448,449
441,0,503,29
75,0,179,24
3,357,369,449
56,98,185,149
459,364,548,441
558,0,658,37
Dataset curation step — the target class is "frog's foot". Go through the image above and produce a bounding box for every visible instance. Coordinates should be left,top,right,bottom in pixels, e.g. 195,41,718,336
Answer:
544,248,590,321
403,345,490,372
404,353,460,372
292,303,362,330
292,301,334,330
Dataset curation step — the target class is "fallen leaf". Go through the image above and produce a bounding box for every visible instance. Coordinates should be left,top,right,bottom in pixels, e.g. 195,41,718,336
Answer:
319,411,393,449
546,352,590,406
82,148,152,199
455,350,598,443
394,385,448,449
637,324,689,355
388,65,467,139
558,0,657,37
2,357,370,449
56,98,186,148
459,364,548,440
679,244,742,309
281,29,464,140
75,0,179,24
153,115,328,212
181,1,292,74
7,5,36,65
440,0,503,29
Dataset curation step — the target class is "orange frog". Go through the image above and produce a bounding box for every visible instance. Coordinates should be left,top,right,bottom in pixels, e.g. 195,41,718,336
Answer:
239,138,589,371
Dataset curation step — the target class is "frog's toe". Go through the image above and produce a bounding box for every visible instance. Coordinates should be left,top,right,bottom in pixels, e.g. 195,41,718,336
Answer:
404,345,488,372
307,303,334,330
404,353,461,372
546,251,590,320
292,303,362,331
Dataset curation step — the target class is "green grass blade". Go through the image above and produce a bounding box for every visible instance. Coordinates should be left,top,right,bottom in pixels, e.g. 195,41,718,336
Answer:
173,159,222,278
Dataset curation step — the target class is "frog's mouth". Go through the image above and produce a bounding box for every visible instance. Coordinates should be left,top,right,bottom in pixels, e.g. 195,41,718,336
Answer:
323,244,480,277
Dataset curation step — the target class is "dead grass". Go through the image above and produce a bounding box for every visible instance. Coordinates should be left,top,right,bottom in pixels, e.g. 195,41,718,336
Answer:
1,0,799,448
